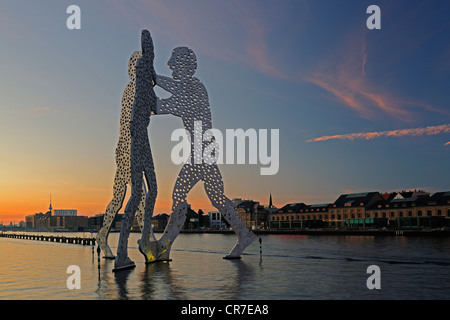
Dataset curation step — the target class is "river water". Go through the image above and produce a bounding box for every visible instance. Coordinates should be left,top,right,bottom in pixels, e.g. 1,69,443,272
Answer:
0,232,449,300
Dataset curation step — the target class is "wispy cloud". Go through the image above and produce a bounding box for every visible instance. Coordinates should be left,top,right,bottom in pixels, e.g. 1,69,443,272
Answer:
307,124,450,143
239,15,287,79
445,141,450,146
27,106,59,117
305,29,445,122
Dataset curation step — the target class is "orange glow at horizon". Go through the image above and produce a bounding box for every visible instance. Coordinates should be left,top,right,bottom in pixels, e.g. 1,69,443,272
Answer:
0,182,221,223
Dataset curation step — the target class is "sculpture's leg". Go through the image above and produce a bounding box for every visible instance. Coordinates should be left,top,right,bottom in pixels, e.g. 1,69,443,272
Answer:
138,156,158,263
204,165,256,259
155,201,188,262
135,183,147,232
220,198,257,259
96,174,127,259
114,169,143,271
155,165,198,262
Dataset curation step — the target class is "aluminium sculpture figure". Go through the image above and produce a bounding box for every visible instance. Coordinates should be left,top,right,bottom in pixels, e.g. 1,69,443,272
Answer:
138,47,257,263
96,50,148,259
114,30,158,271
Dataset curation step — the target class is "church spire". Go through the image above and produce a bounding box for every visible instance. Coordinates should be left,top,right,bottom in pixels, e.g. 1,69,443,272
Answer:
269,193,273,208
49,193,53,212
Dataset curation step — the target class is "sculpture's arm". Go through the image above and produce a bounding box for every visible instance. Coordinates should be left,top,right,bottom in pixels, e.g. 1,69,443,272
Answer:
155,75,177,94
154,75,183,117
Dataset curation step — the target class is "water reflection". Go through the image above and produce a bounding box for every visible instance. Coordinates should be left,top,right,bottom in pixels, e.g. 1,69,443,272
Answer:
99,257,258,300
141,262,185,300
114,268,134,299
225,259,255,299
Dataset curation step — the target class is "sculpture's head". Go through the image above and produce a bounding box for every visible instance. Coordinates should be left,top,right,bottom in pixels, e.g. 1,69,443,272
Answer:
141,29,154,60
168,47,197,80
128,51,142,80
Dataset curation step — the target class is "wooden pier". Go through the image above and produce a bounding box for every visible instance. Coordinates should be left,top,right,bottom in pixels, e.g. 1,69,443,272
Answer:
0,233,96,246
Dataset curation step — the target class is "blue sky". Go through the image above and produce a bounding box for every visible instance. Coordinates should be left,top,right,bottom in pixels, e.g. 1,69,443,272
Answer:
0,0,449,219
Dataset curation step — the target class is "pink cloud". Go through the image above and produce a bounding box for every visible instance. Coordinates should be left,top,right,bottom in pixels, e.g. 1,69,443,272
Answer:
304,30,444,122
307,124,450,142
240,17,287,79
445,141,450,146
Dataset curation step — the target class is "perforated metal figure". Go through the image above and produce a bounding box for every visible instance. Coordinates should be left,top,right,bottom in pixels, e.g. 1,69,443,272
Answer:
139,47,256,262
96,51,148,260
114,30,158,271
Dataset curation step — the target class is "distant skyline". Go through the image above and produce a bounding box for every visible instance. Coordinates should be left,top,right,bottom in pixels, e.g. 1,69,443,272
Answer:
1,0,449,222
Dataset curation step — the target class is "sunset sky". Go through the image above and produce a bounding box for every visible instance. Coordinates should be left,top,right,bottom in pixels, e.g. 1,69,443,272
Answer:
1,0,449,222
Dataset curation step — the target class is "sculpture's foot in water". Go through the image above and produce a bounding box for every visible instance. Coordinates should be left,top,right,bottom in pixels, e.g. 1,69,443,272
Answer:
137,238,160,263
154,240,173,262
96,232,115,259
103,245,115,260
223,230,257,259
138,238,173,263
113,256,135,272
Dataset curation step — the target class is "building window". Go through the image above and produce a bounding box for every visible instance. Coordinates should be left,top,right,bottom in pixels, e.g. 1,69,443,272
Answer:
374,212,378,218
418,210,422,217
390,212,394,217
427,210,432,217
408,211,412,217
399,211,403,217
437,209,442,216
